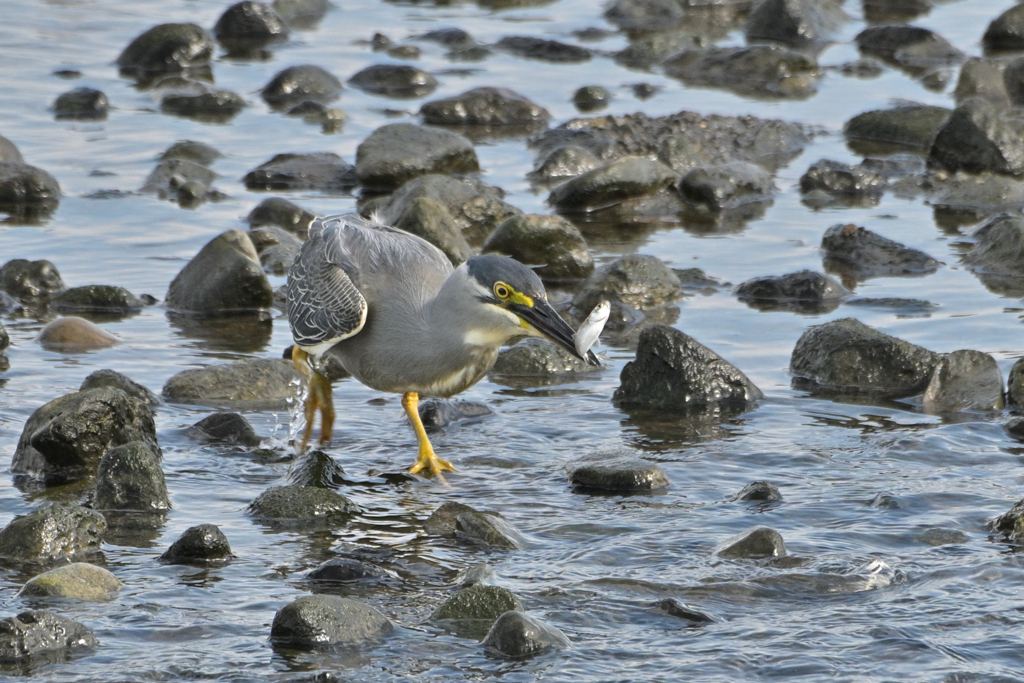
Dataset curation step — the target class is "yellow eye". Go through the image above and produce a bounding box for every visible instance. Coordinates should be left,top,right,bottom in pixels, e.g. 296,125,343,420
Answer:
494,283,510,299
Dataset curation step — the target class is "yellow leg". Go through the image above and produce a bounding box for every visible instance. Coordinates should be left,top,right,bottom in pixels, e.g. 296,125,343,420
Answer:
291,347,335,452
402,392,456,478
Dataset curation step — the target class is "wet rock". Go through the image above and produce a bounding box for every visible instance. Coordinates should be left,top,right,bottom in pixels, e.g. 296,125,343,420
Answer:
1007,416,1024,440
0,135,23,163
745,0,845,47
962,214,1024,297
270,595,393,649
355,123,479,192
0,259,64,300
662,45,820,100
247,197,315,235
863,0,930,23
495,36,590,63
165,230,273,315
416,27,476,50
929,98,1024,176
716,526,786,558
924,172,1024,224
844,104,951,154
93,441,170,512
424,501,481,535
392,196,471,265
140,158,216,202
632,82,661,99
418,399,493,430
243,152,356,193
567,454,669,492
548,156,678,212
529,146,602,182
1002,59,1024,108
0,504,105,565
482,214,592,280
53,87,108,120
433,584,521,622
0,611,96,662
306,557,392,584
988,498,1024,538
736,481,782,502
921,350,1004,413
482,611,569,659
214,1,289,49
160,140,222,165
456,512,524,550
614,324,763,410
286,101,347,132
349,64,437,98
0,322,8,351
856,25,963,76
160,86,246,122
272,0,329,27
1008,358,1024,409
789,317,941,396
605,0,684,31
678,161,773,211
159,524,232,565
116,23,213,77
80,370,158,406
288,450,346,489
162,358,302,404
984,4,1024,52
261,65,341,110
954,58,1010,108
491,337,599,383
187,412,262,447
51,285,144,314
0,162,61,206
800,160,885,199
12,386,157,485
821,223,938,282
249,225,301,274
421,87,549,128
248,484,358,522
572,86,610,113
572,254,684,315
373,174,519,244
651,598,714,625
36,317,118,350
19,562,119,600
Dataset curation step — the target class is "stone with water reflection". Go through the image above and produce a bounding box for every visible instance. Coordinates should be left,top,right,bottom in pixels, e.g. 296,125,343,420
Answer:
20,562,120,600
260,64,341,109
843,104,951,154
482,611,569,659
160,87,247,122
745,0,846,47
159,524,233,566
116,23,214,75
93,441,170,512
51,285,145,315
0,259,64,300
855,24,964,77
821,223,939,282
0,163,60,209
355,123,480,193
663,45,820,100
165,230,273,316
140,158,216,203
270,595,393,649
528,146,602,182
243,152,357,192
678,161,773,211
417,399,493,430
187,412,262,447
0,610,96,664
571,254,684,318
287,451,347,489
248,485,359,523
650,598,714,625
36,317,119,350
422,87,550,127
800,160,886,200
162,358,302,404
495,36,590,63
930,98,1024,176
482,214,593,281
306,557,392,585
425,502,523,549
432,584,521,623
567,454,669,492
736,481,782,503
716,526,787,559
53,87,108,120
0,504,105,566
214,1,289,48
922,350,1004,414
491,338,600,385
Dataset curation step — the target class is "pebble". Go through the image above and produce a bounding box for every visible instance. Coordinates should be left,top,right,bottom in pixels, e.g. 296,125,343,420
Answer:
53,87,109,120
159,524,233,566
572,86,610,112
36,317,119,350
348,64,437,98
20,562,120,600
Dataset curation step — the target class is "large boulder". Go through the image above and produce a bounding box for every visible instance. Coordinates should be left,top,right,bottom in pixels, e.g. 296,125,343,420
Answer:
614,324,763,410
0,611,96,663
355,123,479,192
161,358,302,405
790,318,941,396
481,214,593,280
165,230,273,316
270,595,393,649
921,350,1004,413
93,441,171,512
0,504,106,565
19,562,120,600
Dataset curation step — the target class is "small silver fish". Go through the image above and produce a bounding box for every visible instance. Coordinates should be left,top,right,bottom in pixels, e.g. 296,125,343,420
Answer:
575,300,609,358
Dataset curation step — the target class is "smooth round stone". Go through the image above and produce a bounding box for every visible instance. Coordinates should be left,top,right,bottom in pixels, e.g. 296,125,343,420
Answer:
736,481,782,502
261,65,341,109
306,557,392,583
270,595,394,649
0,163,61,205
214,1,289,42
247,197,315,235
354,123,479,192
572,85,611,112
160,524,233,565
715,526,787,559
53,87,108,120
348,64,437,98
482,611,570,659
20,562,120,600
116,23,214,73
568,455,670,492
187,412,262,447
36,317,118,349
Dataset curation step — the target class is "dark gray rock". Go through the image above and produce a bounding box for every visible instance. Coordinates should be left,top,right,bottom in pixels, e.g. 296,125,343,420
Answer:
93,441,170,512
495,36,590,63
456,512,524,550
736,481,782,502
839,58,885,78
984,4,1024,52
1002,58,1024,107
800,159,885,199
614,324,763,410
287,450,346,488
567,454,670,492
954,58,1011,107
160,86,246,122
116,23,214,74
261,65,341,109
249,225,301,274
165,230,273,315
159,524,232,565
248,485,359,522
790,317,941,396
1007,417,1024,442
678,161,773,211
214,1,289,48
863,0,930,23
856,24,963,76
922,350,1004,413
19,562,120,600
418,399,493,430
572,254,684,316
11,387,157,485
962,214,1024,297
0,504,105,565
160,140,222,165
844,104,951,153
716,526,786,558
307,557,391,584
572,86,610,113
529,146,602,181
187,412,262,447
51,285,145,314
923,171,1024,225
80,370,158,406
0,134,23,163
821,223,938,282
270,595,393,649
549,156,678,212
0,611,96,663
349,64,437,98
416,27,476,50
355,123,479,192
1008,358,1024,409
745,0,845,47
162,358,302,404
929,98,1024,176
482,611,569,659
272,0,329,27
662,45,820,100
482,214,592,280
53,87,108,120
421,87,549,128
247,197,315,235
0,162,61,205
989,498,1024,538
0,259,64,300
424,501,479,536
140,158,216,202
0,322,8,352
433,584,521,623
491,337,600,384
605,0,684,31
651,598,714,625
242,152,356,192
392,196,471,265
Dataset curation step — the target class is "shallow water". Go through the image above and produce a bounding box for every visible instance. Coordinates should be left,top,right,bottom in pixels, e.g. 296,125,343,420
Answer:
2,0,1024,680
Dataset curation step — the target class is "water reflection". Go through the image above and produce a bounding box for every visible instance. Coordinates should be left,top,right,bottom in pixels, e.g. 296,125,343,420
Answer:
167,313,273,354
620,402,752,449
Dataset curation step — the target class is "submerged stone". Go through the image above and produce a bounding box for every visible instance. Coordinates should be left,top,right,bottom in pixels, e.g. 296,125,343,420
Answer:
567,454,670,492
651,598,714,625
716,526,787,558
482,611,570,659
287,450,346,489
736,481,782,502
432,584,522,622
306,557,391,584
495,36,590,63
243,152,356,193
248,484,358,522
187,412,262,447
20,562,120,600
962,214,1024,297
921,350,1004,414
36,317,119,350
159,524,232,566
162,358,302,404
418,399,493,430
270,595,393,649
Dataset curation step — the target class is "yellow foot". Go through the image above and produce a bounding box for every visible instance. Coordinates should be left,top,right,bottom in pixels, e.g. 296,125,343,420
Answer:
408,451,457,477
402,391,457,480
292,348,335,453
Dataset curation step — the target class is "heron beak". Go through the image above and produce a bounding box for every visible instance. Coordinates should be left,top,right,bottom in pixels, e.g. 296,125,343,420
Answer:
511,299,600,366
